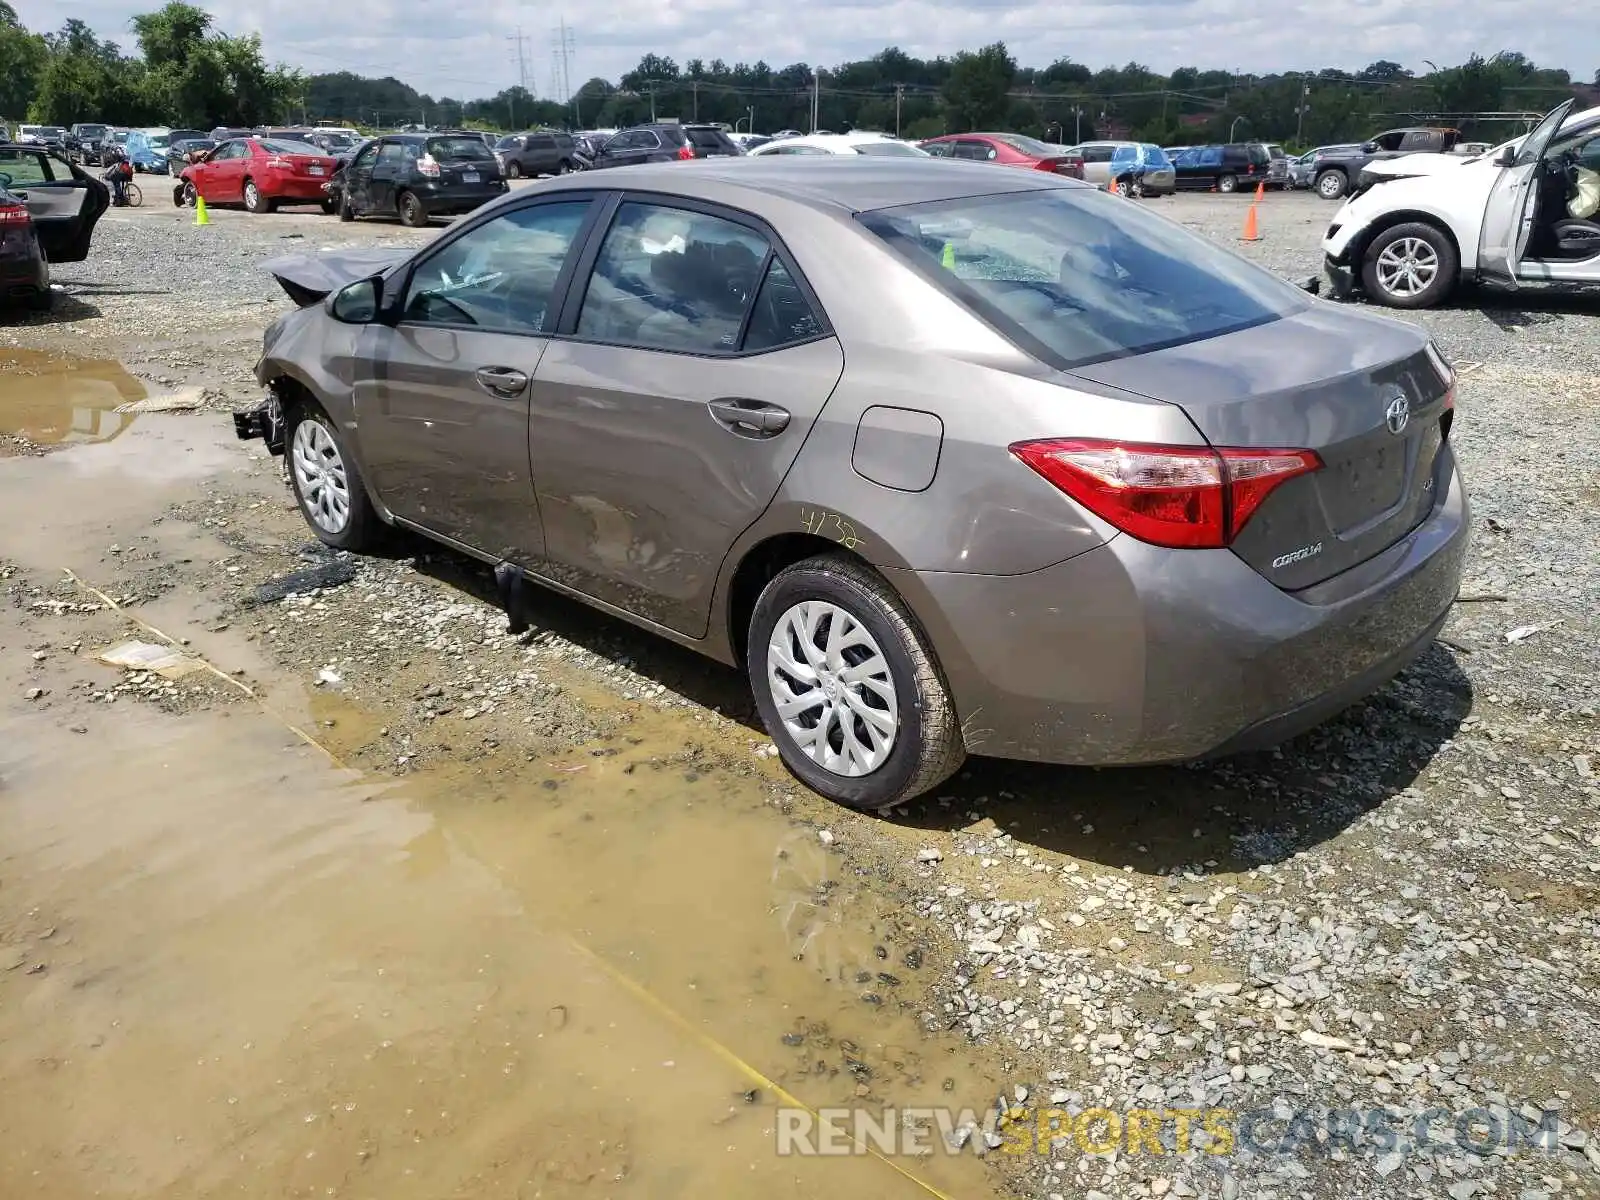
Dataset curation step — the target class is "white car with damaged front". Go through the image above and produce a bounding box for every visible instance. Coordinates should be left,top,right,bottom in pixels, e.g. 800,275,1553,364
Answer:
1322,99,1600,309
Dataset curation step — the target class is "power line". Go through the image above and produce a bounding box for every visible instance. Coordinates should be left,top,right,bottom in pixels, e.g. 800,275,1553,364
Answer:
551,20,575,107
506,26,534,96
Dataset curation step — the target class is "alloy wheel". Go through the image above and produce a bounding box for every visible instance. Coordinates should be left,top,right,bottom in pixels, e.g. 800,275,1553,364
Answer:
766,600,899,777
291,419,351,535
1374,236,1439,299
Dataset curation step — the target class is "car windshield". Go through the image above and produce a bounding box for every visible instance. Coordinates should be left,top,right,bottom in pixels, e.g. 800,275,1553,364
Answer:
853,140,929,157
260,139,320,155
41,127,65,138
990,133,1057,157
858,188,1309,369
79,124,108,137
1139,145,1171,167
428,136,494,162
147,135,169,150
685,127,730,149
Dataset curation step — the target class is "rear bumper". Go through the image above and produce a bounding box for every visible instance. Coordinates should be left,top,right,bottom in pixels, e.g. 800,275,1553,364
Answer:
267,176,336,201
415,182,508,214
892,452,1469,766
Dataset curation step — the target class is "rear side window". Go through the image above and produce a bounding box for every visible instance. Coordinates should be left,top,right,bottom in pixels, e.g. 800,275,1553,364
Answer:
429,137,494,162
859,189,1308,369
1197,147,1222,167
1140,145,1170,167
377,143,407,169
853,140,926,157
685,127,729,150
554,134,574,150
1246,145,1270,165
529,134,556,150
576,201,771,354
742,258,824,351
259,139,320,155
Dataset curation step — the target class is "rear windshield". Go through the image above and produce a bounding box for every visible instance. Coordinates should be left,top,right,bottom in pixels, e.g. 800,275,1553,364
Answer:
990,133,1058,157
259,139,321,155
858,189,1308,369
1139,144,1170,166
853,140,928,157
40,127,65,138
428,136,495,162
685,127,731,149
1247,144,1270,165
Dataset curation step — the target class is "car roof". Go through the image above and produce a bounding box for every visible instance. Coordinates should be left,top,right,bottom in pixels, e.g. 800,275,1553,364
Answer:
528,155,1085,214
752,132,919,154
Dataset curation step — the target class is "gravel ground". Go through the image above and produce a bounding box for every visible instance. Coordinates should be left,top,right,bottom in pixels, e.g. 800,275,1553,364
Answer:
4,186,1599,1200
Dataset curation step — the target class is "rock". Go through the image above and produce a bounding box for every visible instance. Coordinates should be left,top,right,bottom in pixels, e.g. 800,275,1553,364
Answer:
1375,1150,1404,1177
916,847,943,863
23,688,44,701
818,830,835,846
1300,1030,1356,1052
1446,1182,1478,1200
1150,1180,1171,1199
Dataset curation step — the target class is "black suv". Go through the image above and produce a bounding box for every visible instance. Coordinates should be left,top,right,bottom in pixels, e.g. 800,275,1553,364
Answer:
1167,143,1273,192
587,123,741,170
335,132,506,227
493,131,578,178
66,123,112,166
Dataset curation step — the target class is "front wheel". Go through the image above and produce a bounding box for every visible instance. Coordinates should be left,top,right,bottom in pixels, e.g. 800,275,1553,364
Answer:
1217,173,1238,193
125,182,142,208
505,161,522,179
396,190,428,228
1360,221,1459,310
285,405,380,552
1316,169,1348,200
338,194,355,222
748,555,965,812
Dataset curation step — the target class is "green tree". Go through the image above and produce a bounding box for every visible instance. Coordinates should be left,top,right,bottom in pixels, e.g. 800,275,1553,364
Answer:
942,42,1015,131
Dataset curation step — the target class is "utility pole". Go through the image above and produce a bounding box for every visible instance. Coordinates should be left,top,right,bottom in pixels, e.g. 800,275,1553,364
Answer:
894,83,903,137
1295,76,1311,144
507,25,534,119
648,82,657,123
551,20,576,124
692,80,698,121
811,70,820,133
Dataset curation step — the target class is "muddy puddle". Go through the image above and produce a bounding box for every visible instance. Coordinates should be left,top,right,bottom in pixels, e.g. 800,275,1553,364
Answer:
0,349,146,446
0,685,1016,1199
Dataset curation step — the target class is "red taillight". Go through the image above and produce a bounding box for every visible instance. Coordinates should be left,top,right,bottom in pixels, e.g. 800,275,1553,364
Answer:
676,145,695,160
417,153,441,177
0,204,30,227
1009,438,1322,549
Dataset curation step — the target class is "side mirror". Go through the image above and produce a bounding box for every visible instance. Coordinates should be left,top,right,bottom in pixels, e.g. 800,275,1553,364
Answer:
1496,144,1517,166
331,277,381,323
1361,141,1379,154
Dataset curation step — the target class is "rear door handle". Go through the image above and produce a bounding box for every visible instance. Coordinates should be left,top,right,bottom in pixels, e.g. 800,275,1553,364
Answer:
709,398,789,438
475,366,529,397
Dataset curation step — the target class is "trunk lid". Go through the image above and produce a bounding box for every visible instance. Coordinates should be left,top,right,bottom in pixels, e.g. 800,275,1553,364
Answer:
1069,305,1452,589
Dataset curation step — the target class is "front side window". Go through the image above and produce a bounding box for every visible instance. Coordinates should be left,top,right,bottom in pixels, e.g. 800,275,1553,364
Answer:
1197,147,1223,167
351,144,378,171
0,149,52,186
1139,145,1170,167
377,143,407,170
922,141,953,157
576,202,771,354
859,188,1309,369
853,140,927,157
402,200,592,332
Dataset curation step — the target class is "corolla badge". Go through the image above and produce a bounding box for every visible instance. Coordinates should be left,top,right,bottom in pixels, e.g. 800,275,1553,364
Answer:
1385,393,1411,435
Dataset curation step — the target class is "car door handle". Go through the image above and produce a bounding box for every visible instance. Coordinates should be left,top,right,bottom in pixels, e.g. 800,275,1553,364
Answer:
475,366,529,397
709,398,789,438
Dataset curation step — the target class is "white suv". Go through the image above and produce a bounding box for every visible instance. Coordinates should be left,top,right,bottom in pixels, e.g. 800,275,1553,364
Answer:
1322,99,1600,308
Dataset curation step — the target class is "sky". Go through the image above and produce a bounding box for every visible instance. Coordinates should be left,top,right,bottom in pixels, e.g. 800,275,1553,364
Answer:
16,0,1597,103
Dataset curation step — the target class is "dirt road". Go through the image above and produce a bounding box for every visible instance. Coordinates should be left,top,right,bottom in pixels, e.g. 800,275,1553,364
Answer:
2,189,1598,1200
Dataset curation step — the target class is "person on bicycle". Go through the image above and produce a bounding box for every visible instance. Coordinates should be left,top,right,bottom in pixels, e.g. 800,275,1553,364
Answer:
104,150,133,207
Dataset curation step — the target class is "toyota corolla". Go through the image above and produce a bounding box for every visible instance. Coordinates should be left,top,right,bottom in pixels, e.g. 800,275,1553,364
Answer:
236,158,1468,811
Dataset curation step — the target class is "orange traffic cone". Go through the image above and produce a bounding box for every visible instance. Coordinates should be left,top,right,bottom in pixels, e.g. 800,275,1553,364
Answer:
1108,179,1119,196
1240,202,1261,242
1254,180,1265,201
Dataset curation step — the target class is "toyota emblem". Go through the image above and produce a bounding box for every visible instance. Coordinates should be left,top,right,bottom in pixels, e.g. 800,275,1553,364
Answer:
1384,394,1411,435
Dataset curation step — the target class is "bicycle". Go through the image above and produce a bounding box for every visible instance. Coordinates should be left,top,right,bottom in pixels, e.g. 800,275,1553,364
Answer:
124,180,143,207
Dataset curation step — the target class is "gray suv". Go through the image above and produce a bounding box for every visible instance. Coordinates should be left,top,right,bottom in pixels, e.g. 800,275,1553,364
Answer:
493,131,577,179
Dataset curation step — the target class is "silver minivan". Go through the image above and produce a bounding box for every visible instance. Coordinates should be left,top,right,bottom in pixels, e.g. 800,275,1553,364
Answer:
1067,141,1177,195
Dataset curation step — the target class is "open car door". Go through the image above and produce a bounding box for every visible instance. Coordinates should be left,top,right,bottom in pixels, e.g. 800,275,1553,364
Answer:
0,146,109,263
1478,99,1575,286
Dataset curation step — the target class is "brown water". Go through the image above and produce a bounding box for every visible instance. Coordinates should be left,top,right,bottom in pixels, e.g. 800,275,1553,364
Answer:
0,349,144,445
0,392,1014,1199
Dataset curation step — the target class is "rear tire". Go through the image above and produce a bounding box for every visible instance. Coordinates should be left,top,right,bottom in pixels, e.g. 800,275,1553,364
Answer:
747,554,965,812
505,161,522,179
243,178,274,214
1360,221,1458,310
180,181,197,208
1217,173,1238,193
338,195,355,222
1316,169,1348,200
397,190,428,228
284,403,380,552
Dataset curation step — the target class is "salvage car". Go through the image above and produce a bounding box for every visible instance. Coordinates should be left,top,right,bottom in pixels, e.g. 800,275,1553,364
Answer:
237,158,1468,811
919,132,1085,178
746,132,929,158
180,137,340,214
1323,99,1600,308
335,133,506,226
0,142,110,311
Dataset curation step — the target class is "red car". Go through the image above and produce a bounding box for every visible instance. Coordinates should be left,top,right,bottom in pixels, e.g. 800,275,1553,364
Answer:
918,133,1085,179
179,137,339,214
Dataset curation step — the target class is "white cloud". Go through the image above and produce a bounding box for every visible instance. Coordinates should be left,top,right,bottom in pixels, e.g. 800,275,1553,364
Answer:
15,0,1597,100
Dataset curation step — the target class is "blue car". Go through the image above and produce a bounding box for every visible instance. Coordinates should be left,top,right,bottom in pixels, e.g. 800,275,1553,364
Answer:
125,130,173,174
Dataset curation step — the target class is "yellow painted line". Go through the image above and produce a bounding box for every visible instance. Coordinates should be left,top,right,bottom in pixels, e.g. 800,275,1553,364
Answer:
62,566,960,1200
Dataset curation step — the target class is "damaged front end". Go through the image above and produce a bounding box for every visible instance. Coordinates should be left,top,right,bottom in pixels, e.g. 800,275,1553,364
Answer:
233,387,285,456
